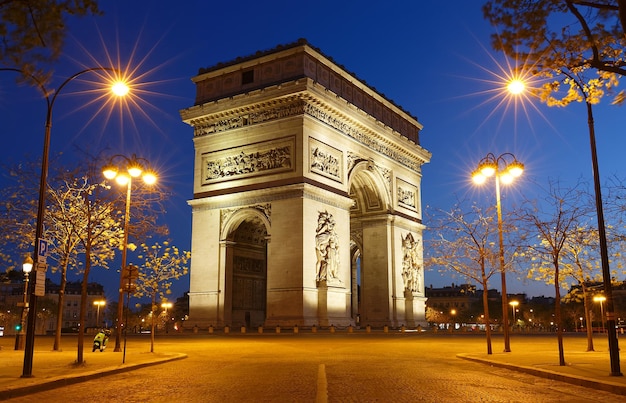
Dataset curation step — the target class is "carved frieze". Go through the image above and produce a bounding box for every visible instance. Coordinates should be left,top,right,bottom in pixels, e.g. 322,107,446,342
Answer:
397,178,418,212
202,137,294,184
309,138,342,182
192,94,424,173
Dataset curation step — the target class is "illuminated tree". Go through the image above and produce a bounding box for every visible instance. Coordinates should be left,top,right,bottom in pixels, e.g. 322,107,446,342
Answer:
0,1,101,82
484,0,626,105
134,241,190,352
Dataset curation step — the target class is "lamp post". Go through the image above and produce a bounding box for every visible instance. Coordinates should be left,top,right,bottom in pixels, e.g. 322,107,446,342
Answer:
14,256,33,350
594,295,607,333
508,74,621,376
472,152,524,352
103,155,156,352
161,302,173,334
510,300,519,329
1,67,128,378
93,300,106,328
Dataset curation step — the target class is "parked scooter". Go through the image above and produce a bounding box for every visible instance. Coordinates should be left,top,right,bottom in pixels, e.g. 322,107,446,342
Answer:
92,329,111,352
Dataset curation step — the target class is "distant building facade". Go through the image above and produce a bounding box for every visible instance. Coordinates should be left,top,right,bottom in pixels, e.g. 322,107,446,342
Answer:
0,276,105,335
181,40,431,329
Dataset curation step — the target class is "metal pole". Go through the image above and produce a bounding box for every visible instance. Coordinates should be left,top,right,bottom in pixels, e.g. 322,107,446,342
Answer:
115,179,132,352
14,272,29,350
495,174,511,352
586,102,621,376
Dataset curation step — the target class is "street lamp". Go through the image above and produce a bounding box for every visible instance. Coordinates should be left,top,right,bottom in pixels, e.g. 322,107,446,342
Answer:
472,152,524,352
1,67,128,378
103,154,156,352
161,302,173,334
510,300,519,329
450,309,457,331
594,295,607,333
508,73,621,376
14,256,33,350
93,300,106,328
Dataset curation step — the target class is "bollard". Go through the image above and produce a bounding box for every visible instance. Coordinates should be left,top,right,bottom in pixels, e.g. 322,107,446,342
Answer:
366,324,371,333
401,324,406,333
224,325,230,334
383,325,389,333
208,325,214,334
241,326,246,334
276,325,281,334
417,325,422,332
258,326,263,334
312,325,317,333
330,325,335,333
348,325,353,333
294,324,299,334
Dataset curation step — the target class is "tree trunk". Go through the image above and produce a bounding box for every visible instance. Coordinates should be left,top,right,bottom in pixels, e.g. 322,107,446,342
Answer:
582,283,594,351
150,293,156,353
554,262,565,366
53,261,67,351
76,242,92,364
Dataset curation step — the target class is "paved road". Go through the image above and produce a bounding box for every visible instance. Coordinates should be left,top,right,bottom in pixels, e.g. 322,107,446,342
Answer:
4,333,621,402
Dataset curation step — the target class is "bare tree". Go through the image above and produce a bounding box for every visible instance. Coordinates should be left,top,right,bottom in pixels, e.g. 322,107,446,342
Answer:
516,180,591,366
426,202,502,354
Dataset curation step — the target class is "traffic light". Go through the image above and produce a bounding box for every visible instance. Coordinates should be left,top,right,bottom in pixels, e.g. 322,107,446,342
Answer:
14,323,22,331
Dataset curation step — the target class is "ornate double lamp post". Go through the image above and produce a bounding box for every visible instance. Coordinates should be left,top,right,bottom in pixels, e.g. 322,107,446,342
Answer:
472,152,524,352
102,155,156,353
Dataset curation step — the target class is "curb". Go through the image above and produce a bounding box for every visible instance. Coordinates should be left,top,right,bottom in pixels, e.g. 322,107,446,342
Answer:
457,353,626,396
0,353,187,400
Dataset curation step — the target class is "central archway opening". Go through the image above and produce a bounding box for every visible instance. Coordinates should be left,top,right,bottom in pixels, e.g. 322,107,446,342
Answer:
226,217,268,328
349,165,390,326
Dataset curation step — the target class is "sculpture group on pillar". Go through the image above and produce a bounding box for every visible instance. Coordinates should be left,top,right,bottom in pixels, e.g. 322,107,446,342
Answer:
401,232,422,293
315,211,341,284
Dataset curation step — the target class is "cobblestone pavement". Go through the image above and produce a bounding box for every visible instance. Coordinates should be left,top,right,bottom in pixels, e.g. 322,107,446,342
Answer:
1,332,624,402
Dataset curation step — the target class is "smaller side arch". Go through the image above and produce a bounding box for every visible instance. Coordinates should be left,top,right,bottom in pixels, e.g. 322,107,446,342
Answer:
347,160,392,214
221,207,271,240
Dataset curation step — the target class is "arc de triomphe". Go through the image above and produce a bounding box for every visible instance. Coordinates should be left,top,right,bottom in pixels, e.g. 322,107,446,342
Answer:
180,39,431,329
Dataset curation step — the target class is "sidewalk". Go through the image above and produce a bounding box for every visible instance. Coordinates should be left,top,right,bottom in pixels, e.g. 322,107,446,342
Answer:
457,335,626,396
0,336,186,400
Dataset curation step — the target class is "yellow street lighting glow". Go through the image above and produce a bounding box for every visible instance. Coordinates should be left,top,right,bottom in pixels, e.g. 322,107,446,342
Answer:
507,79,525,95
142,171,157,185
115,173,130,186
102,165,118,180
472,171,487,185
127,163,143,178
111,81,130,97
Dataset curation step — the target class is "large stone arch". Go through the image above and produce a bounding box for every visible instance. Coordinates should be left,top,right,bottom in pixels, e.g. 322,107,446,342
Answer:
182,40,430,329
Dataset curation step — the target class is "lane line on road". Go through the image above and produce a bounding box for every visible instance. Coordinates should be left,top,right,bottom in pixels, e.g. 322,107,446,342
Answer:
316,363,328,403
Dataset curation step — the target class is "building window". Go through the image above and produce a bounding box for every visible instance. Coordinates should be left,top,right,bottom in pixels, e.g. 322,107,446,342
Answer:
242,70,254,85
